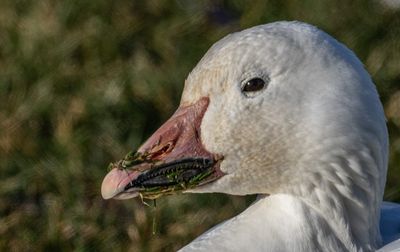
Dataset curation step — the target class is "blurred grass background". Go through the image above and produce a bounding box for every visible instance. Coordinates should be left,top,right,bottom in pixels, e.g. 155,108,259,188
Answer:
0,0,399,251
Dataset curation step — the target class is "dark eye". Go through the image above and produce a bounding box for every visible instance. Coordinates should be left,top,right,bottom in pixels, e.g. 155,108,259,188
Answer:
242,78,266,93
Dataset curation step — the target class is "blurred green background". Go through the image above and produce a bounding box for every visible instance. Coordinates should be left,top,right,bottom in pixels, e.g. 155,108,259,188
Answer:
1,0,399,251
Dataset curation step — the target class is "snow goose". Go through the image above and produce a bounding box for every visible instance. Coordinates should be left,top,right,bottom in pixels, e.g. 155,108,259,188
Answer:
101,21,400,251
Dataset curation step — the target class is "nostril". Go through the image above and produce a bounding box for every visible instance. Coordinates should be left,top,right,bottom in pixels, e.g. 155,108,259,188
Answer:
160,144,171,153
148,141,174,159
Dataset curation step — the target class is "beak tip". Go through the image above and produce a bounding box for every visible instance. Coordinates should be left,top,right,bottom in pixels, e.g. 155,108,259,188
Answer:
101,168,142,200
101,179,118,200
100,168,122,200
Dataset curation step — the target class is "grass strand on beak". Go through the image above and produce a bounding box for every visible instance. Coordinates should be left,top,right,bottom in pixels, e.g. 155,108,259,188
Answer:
152,199,157,235
121,150,152,169
139,193,151,207
139,193,158,235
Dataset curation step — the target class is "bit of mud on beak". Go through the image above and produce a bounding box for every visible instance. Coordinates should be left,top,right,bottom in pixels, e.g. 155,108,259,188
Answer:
101,97,225,200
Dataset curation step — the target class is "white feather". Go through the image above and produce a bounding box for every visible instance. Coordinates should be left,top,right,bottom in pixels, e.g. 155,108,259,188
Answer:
178,21,399,251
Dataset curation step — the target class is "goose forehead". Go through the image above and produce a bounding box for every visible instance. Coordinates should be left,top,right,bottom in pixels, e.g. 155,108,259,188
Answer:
196,28,304,73
180,22,332,104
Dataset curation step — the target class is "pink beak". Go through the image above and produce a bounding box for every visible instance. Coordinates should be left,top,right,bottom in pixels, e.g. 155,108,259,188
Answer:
101,97,223,200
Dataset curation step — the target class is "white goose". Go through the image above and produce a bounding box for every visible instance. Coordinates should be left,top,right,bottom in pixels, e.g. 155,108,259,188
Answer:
101,21,400,251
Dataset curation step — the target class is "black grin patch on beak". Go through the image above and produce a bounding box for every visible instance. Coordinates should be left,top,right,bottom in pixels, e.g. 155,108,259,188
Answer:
124,158,215,192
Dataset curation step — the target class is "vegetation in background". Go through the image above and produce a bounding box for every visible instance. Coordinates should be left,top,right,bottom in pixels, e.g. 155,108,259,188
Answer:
0,0,399,251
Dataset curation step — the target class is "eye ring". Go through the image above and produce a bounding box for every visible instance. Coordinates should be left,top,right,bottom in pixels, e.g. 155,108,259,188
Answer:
241,77,268,97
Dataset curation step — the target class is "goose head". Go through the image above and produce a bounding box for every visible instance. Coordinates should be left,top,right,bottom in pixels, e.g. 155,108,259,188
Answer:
101,21,388,249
